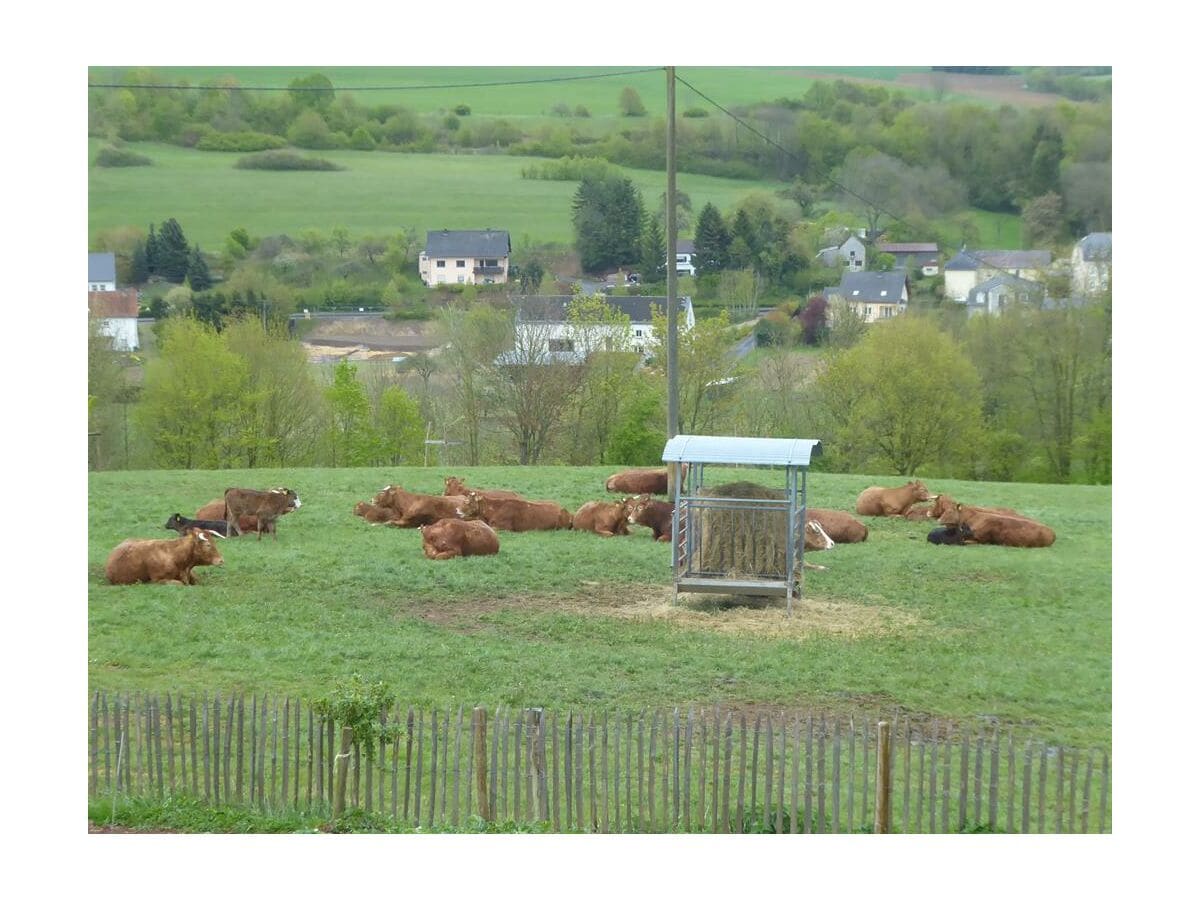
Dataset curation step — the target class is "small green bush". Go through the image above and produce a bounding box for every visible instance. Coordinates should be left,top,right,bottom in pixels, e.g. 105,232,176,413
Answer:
234,151,344,171
682,107,709,118
94,146,153,167
196,131,288,152
453,103,471,116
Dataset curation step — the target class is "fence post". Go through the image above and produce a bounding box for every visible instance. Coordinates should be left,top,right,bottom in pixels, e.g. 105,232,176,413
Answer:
473,707,491,822
875,721,891,834
531,708,547,822
332,725,353,819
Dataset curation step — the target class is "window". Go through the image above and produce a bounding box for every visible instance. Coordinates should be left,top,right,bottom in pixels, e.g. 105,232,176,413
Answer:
634,328,643,337
457,276,465,284
456,260,466,268
548,339,574,352
436,260,446,268
880,290,888,297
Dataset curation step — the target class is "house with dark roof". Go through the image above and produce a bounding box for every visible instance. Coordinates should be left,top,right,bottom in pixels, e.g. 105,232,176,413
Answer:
944,248,1052,301
89,289,140,351
419,229,511,286
825,271,908,323
89,252,117,291
506,294,695,362
816,236,866,271
964,274,1046,318
876,242,940,276
1071,232,1112,296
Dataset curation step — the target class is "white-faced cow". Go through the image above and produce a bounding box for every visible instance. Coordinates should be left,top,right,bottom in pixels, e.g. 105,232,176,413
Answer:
855,481,935,517
419,518,501,560
105,529,225,585
224,488,301,540
805,508,868,543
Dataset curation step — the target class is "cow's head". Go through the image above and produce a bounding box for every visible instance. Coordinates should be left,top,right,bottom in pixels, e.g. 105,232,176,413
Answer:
909,480,932,502
623,494,650,525
186,528,225,566
460,491,483,519
937,503,964,527
353,502,369,518
930,494,956,518
803,520,835,551
445,476,467,495
165,513,186,532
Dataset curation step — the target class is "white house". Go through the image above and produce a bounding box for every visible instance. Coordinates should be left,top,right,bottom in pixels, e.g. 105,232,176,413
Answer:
943,248,1052,301
89,252,116,291
674,239,696,276
1071,233,1112,296
816,236,866,271
419,229,511,286
89,289,140,351
823,270,908,323
506,295,695,363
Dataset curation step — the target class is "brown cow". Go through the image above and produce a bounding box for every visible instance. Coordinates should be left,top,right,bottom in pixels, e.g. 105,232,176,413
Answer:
224,488,301,540
461,492,572,532
606,468,669,495
105,529,225,585
938,503,1056,548
622,494,673,542
354,501,400,524
443,476,523,500
855,481,935,517
196,499,260,536
929,494,1029,522
806,508,868,543
902,503,935,521
803,519,835,551
420,518,501,560
375,487,469,528
572,501,630,537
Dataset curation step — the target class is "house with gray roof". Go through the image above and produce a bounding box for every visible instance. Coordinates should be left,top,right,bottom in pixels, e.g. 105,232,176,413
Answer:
507,294,695,362
876,242,941,275
1071,232,1112,296
89,252,117,291
816,235,866,271
964,273,1046,319
943,248,1053,301
825,270,908,323
419,229,511,287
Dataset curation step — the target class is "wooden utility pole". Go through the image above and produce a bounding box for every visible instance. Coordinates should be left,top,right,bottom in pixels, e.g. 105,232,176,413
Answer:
874,720,892,833
666,65,680,497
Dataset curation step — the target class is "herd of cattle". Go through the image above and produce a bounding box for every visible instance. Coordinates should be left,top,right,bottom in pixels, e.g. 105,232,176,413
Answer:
101,471,1055,587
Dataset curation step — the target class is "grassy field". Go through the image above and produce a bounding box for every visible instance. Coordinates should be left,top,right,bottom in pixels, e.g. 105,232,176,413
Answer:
88,466,1111,751
88,66,934,119
88,140,799,249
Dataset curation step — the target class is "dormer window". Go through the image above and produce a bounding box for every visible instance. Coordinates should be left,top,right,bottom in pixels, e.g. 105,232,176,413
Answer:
881,290,888,297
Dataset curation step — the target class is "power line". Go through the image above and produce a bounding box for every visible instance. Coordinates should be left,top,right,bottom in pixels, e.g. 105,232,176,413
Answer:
88,67,665,92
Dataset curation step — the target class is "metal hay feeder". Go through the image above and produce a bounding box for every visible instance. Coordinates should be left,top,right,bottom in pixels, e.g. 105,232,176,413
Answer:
662,435,822,615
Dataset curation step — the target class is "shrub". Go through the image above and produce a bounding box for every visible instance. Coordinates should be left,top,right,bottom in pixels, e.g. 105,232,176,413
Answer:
349,126,376,150
93,146,153,167
574,105,591,118
550,102,571,117
682,107,709,118
196,131,287,152
234,151,344,171
453,104,471,116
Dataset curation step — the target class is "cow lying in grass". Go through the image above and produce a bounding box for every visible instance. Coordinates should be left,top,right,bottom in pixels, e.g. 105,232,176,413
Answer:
353,501,399,524
374,486,469,528
105,529,224,585
806,508,868,543
606,467,670,495
937,503,1056,548
927,523,974,545
572,500,630,537
165,513,231,538
622,495,673,542
461,492,572,531
855,480,935,517
420,518,501,560
443,476,523,500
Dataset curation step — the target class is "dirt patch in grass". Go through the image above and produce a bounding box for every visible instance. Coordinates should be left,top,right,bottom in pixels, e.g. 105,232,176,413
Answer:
409,583,925,641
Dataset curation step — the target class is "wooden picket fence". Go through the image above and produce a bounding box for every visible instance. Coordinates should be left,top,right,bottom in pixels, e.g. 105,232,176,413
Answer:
88,691,1111,833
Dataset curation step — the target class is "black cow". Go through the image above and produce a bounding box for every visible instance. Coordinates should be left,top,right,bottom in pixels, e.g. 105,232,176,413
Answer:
927,523,974,545
165,513,231,538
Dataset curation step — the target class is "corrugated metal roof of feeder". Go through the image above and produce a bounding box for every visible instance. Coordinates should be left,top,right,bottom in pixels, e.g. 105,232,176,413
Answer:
661,435,822,468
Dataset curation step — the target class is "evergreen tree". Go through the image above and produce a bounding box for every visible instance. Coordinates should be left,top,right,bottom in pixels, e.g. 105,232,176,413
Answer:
692,203,730,274
130,239,149,284
145,224,160,276
186,246,214,292
727,208,758,270
572,175,645,273
156,218,191,282
640,215,666,281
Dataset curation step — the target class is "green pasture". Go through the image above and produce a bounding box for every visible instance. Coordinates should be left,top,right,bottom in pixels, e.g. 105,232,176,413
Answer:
88,66,931,119
88,466,1111,751
88,140,798,249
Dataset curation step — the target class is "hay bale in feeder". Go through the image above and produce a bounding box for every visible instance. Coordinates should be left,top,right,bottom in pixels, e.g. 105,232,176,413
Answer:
696,481,791,579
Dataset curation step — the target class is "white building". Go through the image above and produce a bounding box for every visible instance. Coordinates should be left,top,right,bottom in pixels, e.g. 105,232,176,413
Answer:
674,239,697,276
506,295,695,363
1071,233,1112,296
943,248,1052,301
419,229,511,286
89,289,140,351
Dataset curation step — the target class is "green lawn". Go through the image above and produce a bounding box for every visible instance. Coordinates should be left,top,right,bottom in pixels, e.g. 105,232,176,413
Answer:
88,466,1111,751
88,140,798,249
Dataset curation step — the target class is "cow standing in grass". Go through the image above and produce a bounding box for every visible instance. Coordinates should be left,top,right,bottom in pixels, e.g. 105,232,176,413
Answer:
105,529,224,585
223,488,301,539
